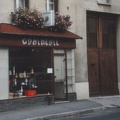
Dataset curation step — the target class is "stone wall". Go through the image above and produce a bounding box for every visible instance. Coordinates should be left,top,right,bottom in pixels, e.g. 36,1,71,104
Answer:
67,92,77,102
0,95,54,112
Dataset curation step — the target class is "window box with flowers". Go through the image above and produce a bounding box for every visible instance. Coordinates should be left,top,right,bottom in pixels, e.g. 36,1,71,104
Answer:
11,8,72,32
11,8,46,29
50,13,72,32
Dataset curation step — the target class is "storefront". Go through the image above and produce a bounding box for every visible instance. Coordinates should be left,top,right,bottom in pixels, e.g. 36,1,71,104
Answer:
0,23,81,101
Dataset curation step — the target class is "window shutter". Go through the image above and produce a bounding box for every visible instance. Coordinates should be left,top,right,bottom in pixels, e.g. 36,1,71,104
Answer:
54,0,58,13
25,0,29,9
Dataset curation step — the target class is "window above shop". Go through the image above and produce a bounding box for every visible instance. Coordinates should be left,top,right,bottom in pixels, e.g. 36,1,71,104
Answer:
46,0,58,12
14,0,29,9
46,0,54,11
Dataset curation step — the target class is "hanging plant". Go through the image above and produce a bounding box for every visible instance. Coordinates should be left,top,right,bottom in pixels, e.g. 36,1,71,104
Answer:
50,13,72,32
11,8,48,29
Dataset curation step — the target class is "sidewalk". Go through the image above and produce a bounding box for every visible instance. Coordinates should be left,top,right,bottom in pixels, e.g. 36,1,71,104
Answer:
0,95,120,120
90,95,120,108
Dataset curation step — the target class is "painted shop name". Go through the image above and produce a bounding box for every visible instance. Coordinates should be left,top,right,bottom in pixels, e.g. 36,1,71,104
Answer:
22,38,59,46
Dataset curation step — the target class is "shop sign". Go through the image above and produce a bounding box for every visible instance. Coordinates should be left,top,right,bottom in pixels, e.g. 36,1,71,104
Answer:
0,35,76,48
22,38,59,47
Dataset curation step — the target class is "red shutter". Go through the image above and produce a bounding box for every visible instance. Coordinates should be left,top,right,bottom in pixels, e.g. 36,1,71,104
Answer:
54,0,58,13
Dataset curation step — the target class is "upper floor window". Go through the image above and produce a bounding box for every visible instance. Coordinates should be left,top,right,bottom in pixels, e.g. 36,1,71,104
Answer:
46,0,54,11
15,0,29,9
46,0,58,12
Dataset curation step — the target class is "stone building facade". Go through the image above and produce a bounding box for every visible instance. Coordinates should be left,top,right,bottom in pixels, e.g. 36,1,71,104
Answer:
63,0,120,99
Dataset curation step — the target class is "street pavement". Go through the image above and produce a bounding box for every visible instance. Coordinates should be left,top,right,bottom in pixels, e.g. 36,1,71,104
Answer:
49,108,120,120
90,95,120,108
0,95,120,120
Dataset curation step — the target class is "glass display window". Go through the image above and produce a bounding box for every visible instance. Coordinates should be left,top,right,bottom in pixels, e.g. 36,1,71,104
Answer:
9,47,53,98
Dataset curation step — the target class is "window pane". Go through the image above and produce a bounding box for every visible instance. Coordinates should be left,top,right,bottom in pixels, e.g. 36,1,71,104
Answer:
102,19,116,49
102,19,108,34
46,0,54,11
109,35,116,48
102,19,109,48
102,34,109,48
49,0,54,2
19,0,24,8
87,16,97,48
49,4,54,10
15,0,25,9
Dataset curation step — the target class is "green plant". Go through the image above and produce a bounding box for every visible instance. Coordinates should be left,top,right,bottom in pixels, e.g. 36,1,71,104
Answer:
11,8,47,29
11,8,72,31
50,13,72,31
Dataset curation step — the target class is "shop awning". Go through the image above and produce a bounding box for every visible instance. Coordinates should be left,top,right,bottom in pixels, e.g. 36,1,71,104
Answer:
0,23,82,39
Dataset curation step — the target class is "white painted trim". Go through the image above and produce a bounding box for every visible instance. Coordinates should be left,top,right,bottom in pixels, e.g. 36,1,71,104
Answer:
75,82,90,100
0,48,9,100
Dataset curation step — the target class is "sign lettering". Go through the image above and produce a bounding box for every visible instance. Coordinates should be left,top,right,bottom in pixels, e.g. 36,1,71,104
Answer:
22,38,59,46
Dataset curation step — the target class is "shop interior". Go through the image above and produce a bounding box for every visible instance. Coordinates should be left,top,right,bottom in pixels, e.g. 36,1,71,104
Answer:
9,47,53,98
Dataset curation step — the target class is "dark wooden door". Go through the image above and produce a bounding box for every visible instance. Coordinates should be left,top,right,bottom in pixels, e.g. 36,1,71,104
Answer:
87,12,119,96
88,49,100,95
100,49,118,95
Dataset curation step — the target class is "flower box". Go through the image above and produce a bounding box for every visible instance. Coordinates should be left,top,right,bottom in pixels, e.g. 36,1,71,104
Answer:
10,8,72,31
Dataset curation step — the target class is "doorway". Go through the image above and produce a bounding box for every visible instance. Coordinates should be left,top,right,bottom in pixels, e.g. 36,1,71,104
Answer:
87,12,119,96
53,49,67,101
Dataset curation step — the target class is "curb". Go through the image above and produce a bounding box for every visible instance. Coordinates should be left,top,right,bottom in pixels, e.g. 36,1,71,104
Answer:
23,106,118,120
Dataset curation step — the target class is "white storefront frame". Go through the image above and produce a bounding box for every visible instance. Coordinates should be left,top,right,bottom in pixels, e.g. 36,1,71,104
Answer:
0,48,9,100
54,49,76,100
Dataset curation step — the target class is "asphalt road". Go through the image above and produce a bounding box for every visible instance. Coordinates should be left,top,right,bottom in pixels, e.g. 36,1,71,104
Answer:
51,108,120,120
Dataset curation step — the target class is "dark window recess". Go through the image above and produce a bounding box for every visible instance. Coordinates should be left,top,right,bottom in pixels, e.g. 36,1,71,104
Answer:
102,19,116,49
87,16,97,48
25,0,29,9
54,0,58,13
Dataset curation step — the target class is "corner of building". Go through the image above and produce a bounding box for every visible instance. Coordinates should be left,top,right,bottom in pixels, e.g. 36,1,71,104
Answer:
75,82,90,100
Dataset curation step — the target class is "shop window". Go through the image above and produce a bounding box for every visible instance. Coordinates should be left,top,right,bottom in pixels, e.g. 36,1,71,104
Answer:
46,0,58,12
15,0,29,9
9,48,53,98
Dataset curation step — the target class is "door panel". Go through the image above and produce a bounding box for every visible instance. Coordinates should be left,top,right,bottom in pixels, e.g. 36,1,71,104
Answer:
87,12,119,96
54,54,66,100
100,49,111,95
100,49,118,95
88,49,100,96
54,56,65,81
